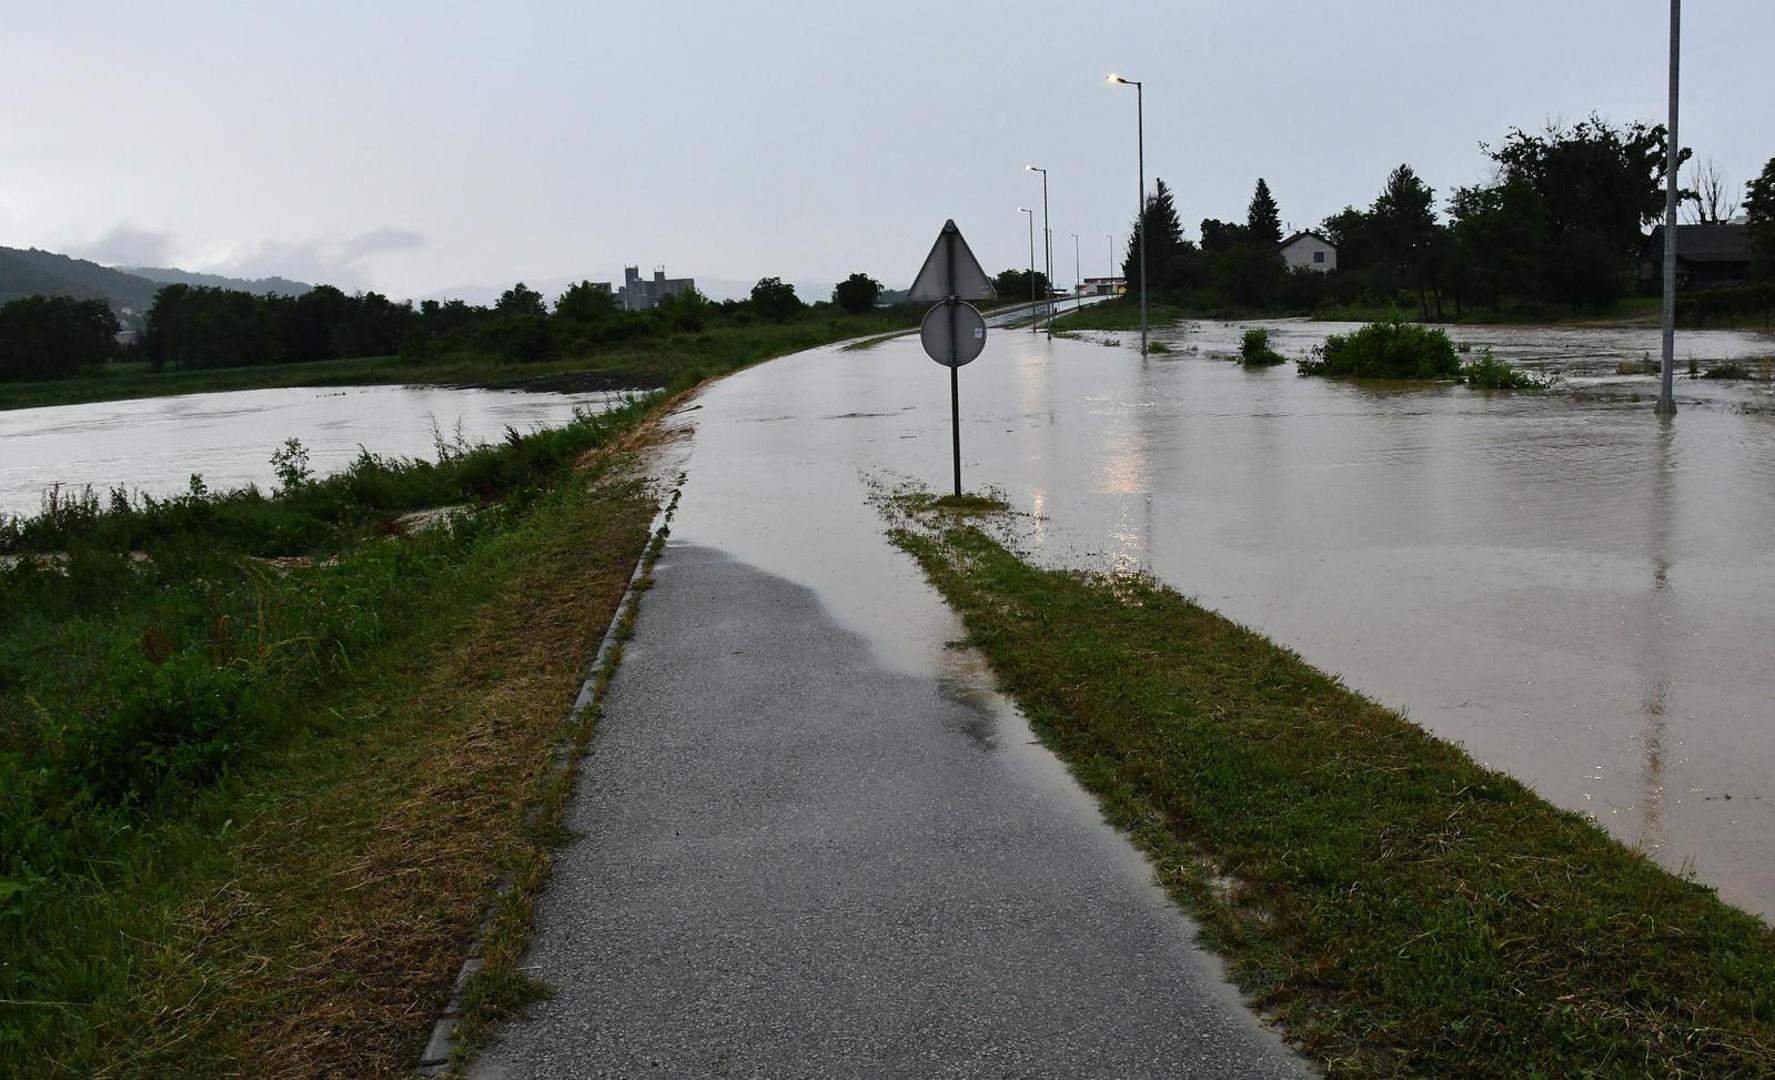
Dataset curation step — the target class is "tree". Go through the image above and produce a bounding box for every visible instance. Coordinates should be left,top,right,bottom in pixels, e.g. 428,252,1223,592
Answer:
1485,116,1682,307
0,295,118,382
1246,178,1283,246
1448,175,1546,309
1745,156,1775,282
1124,177,1186,285
1199,218,1247,255
1370,165,1441,318
749,277,803,321
1319,207,1377,272
554,280,617,322
1682,158,1740,224
495,282,547,317
992,268,1050,300
832,273,883,314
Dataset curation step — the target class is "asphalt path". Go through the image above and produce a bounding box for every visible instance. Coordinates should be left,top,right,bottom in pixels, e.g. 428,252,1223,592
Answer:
470,332,1309,1079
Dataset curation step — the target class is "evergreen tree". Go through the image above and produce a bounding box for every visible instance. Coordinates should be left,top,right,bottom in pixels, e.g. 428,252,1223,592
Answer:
1247,178,1283,245
1746,156,1775,283
1122,177,1186,284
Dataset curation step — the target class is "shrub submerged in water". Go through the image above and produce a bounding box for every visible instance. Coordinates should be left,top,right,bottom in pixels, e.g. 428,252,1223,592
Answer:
1460,349,1543,389
1239,328,1287,366
1298,321,1461,379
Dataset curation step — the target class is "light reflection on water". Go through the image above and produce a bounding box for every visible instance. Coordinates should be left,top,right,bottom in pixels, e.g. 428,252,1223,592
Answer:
0,384,627,518
679,318,1775,918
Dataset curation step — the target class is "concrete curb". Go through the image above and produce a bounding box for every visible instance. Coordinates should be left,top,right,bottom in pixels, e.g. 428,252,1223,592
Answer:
415,478,683,1077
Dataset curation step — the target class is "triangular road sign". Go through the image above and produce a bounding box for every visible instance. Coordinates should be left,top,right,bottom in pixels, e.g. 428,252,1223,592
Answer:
907,219,997,302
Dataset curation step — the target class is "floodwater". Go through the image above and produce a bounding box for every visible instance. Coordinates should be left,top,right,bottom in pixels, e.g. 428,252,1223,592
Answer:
0,384,627,519
666,317,1775,919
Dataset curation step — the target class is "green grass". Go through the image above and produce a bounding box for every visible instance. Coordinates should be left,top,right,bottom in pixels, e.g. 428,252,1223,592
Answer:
1051,296,1195,332
0,313,914,412
887,503,1775,1078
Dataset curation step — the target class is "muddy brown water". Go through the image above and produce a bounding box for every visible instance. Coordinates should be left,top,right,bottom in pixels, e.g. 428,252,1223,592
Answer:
0,384,627,520
672,318,1775,919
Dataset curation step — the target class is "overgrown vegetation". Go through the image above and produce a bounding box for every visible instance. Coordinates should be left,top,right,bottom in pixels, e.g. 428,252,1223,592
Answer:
1081,121,1769,326
887,505,1775,1078
1458,349,1543,389
0,309,873,1074
1296,321,1461,379
1238,327,1286,366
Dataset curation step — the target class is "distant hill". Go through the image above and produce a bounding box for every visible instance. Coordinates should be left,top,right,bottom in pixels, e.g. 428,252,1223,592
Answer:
0,245,161,314
119,266,312,297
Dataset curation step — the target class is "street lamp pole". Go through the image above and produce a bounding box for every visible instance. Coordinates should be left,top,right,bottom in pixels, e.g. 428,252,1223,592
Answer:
1018,207,1036,335
1656,0,1681,417
1106,233,1114,291
1071,232,1081,311
1027,165,1052,336
1108,74,1147,356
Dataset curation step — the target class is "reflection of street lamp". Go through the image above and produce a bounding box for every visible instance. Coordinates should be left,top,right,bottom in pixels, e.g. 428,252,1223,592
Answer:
1070,232,1080,311
1018,207,1036,334
1106,73,1147,356
1025,165,1052,336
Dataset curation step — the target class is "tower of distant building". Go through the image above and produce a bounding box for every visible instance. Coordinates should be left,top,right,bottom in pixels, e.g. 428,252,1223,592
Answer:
611,265,695,311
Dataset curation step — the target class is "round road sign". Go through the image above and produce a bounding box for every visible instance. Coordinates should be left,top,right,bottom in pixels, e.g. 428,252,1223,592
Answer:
919,300,987,368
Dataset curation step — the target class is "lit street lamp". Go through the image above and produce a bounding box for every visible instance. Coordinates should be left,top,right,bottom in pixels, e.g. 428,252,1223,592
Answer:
1107,73,1147,356
1025,165,1052,336
1018,207,1036,335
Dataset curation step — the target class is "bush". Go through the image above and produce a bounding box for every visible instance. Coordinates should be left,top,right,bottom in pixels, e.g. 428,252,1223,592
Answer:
1298,321,1461,379
1459,349,1543,389
1239,327,1287,366
64,647,252,804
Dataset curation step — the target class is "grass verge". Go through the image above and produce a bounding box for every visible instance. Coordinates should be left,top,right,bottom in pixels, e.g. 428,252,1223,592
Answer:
885,499,1775,1078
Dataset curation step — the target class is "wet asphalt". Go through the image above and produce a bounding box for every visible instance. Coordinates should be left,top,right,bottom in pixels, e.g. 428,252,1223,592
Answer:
469,540,1309,1079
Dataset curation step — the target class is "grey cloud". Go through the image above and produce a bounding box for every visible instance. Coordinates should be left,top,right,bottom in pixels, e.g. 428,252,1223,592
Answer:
210,227,427,291
75,223,176,267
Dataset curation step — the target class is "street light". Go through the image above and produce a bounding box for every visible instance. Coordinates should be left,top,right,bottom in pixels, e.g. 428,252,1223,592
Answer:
1025,164,1052,336
1107,73,1147,356
1106,233,1114,293
1070,232,1080,311
1017,207,1036,335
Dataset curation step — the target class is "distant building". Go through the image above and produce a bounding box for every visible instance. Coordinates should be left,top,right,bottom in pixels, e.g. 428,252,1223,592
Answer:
1638,223,1754,293
1279,230,1337,273
1079,275,1127,296
617,265,696,310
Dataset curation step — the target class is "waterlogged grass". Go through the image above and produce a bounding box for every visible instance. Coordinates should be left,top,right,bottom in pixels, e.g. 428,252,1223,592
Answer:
887,504,1775,1078
1050,295,1195,333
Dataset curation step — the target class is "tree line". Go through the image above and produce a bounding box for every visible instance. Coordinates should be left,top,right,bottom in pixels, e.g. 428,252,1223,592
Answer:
0,271,895,382
1121,117,1775,320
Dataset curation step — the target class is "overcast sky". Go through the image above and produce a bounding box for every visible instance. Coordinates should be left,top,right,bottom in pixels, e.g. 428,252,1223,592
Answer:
2,1,1769,301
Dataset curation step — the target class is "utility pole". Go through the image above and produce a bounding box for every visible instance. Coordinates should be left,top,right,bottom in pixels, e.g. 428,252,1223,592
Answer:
1656,0,1681,417
1027,165,1052,336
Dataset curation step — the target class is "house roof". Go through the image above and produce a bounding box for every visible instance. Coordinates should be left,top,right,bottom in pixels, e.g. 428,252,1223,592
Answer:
1644,222,1753,264
1279,230,1336,251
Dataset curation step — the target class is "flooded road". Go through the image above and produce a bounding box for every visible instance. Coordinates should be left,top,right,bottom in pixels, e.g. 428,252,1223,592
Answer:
0,384,626,519
669,318,1775,919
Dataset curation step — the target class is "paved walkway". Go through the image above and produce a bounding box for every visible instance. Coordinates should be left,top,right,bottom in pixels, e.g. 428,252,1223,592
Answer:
470,535,1309,1077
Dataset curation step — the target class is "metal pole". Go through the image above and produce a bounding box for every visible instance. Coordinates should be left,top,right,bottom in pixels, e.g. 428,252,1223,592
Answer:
1022,207,1036,334
1107,233,1114,290
1041,170,1053,336
1136,81,1148,357
1072,232,1081,311
1656,0,1680,417
946,232,962,495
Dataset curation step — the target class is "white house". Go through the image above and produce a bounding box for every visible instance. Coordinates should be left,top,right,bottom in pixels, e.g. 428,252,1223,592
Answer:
1278,231,1337,273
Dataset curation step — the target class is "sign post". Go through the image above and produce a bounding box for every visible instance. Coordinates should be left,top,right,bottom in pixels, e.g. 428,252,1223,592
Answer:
908,220,996,496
